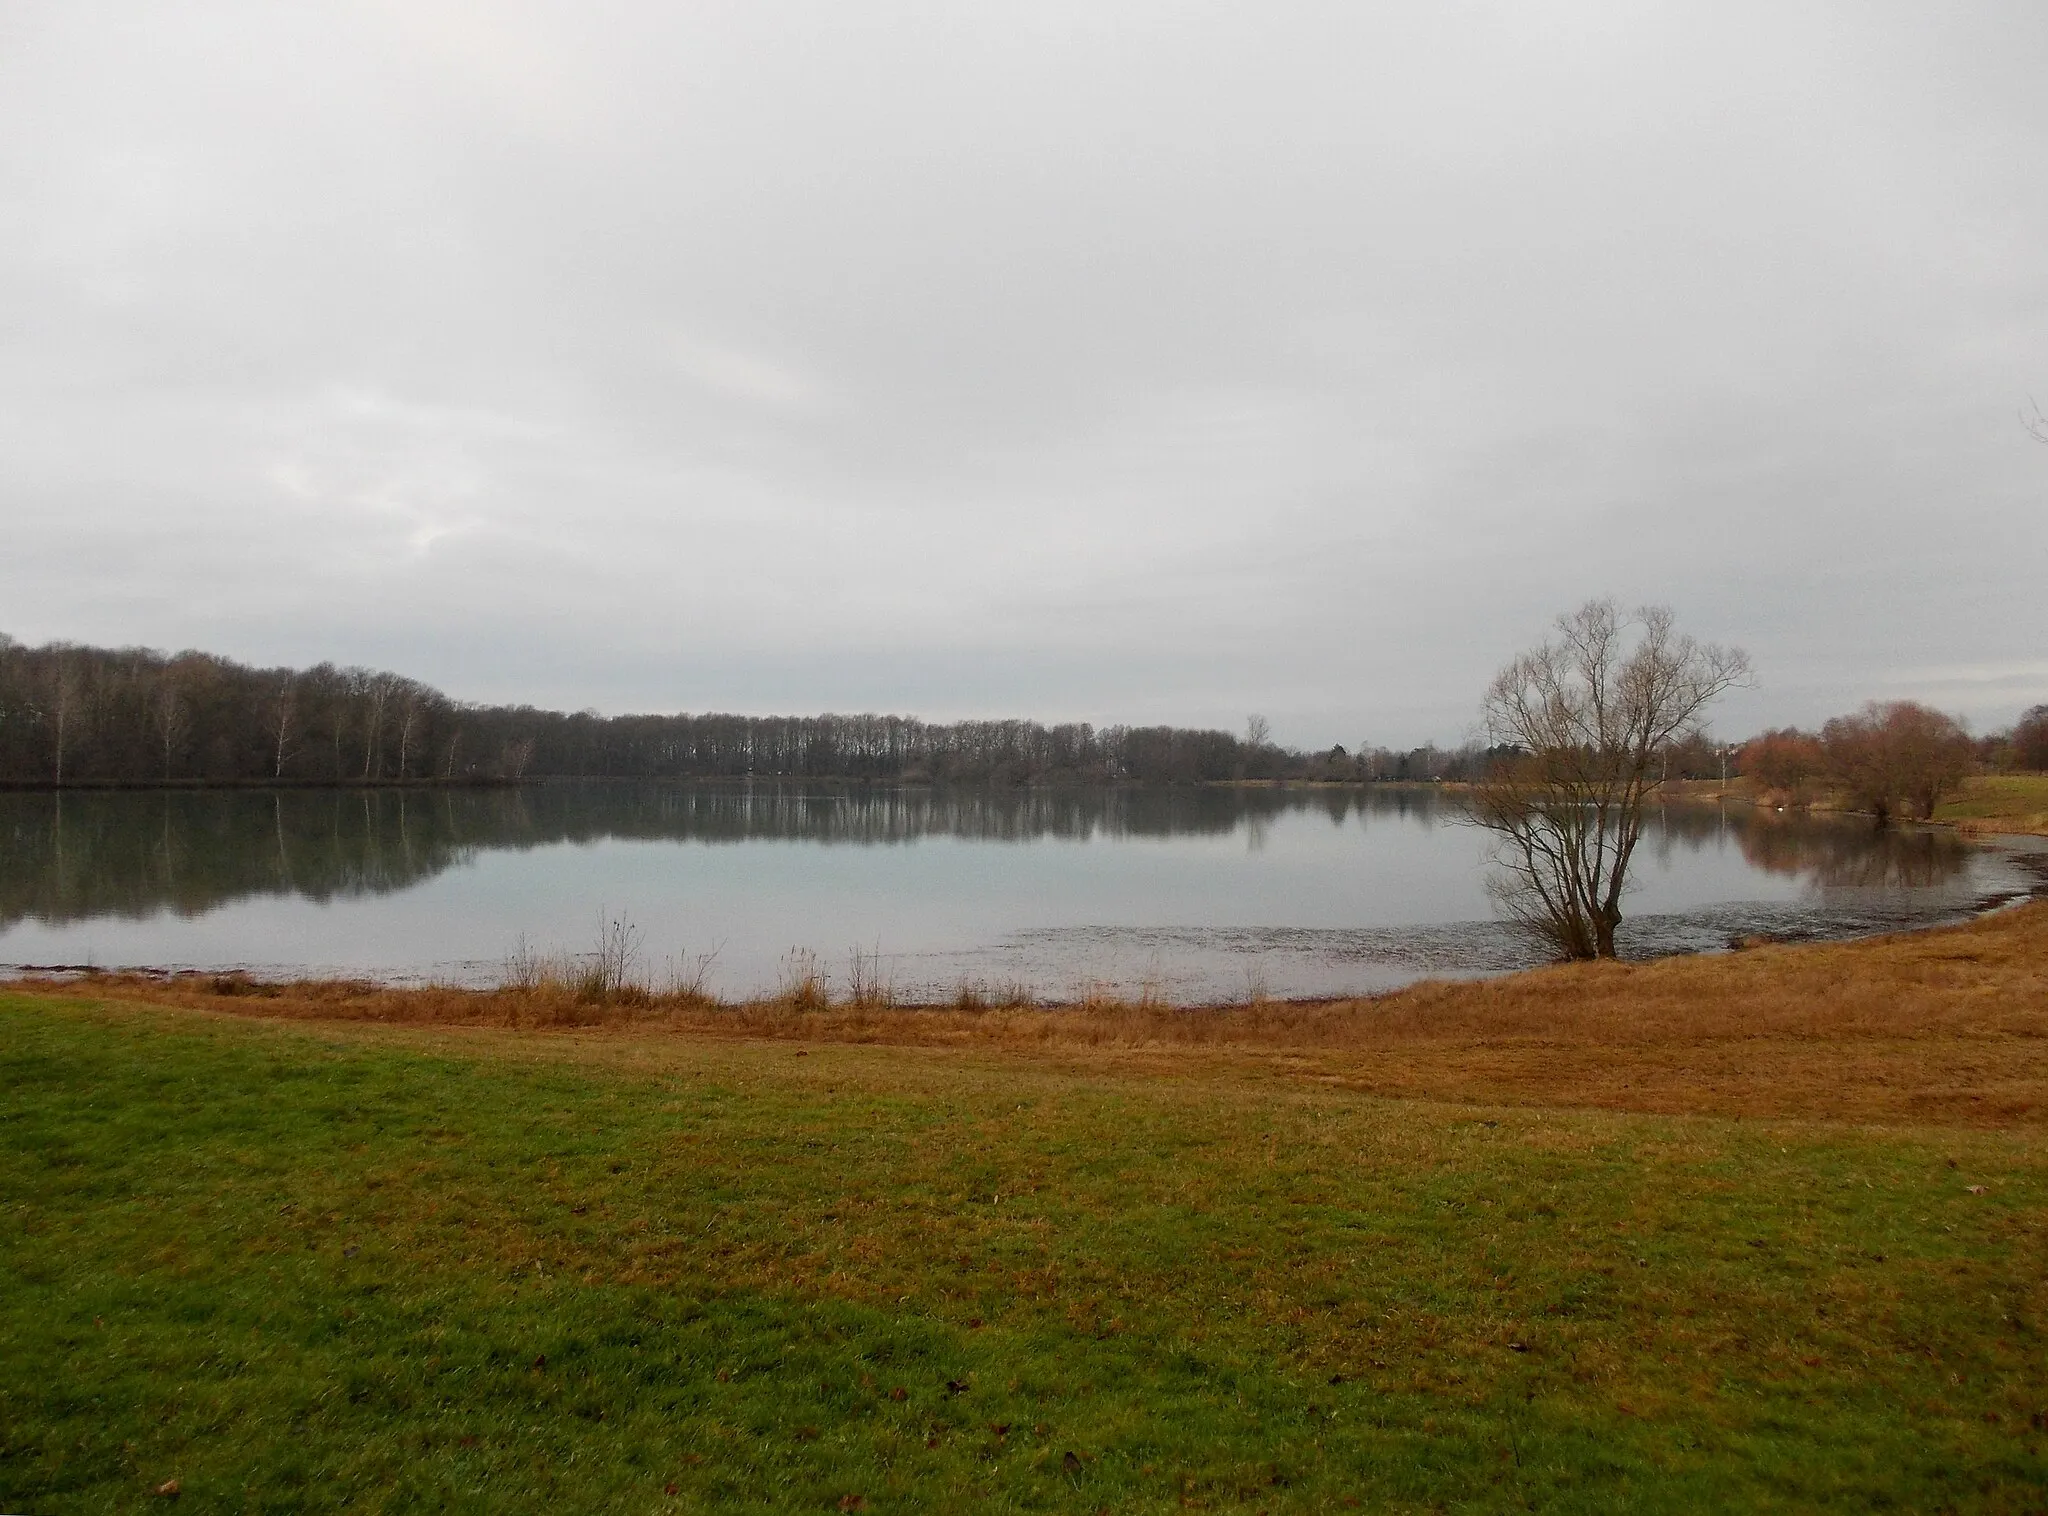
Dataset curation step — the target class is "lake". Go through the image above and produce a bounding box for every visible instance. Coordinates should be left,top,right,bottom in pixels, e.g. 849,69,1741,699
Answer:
2,783,2040,1002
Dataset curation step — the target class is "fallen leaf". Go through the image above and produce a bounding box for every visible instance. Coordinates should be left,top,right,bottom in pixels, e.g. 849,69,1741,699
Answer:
945,1378,970,1395
153,1479,181,1499
1967,1185,1988,1195
532,1354,547,1371
838,1498,866,1512
1063,1450,1083,1474
888,1387,907,1402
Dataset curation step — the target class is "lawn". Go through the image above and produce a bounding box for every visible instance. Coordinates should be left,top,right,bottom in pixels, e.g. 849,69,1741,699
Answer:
1938,774,2048,835
3,978,2046,1511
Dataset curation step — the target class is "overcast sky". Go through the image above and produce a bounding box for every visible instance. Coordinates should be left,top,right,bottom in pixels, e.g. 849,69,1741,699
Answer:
3,2,2044,747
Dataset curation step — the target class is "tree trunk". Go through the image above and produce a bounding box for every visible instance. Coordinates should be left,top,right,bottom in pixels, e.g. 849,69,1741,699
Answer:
1594,907,1620,959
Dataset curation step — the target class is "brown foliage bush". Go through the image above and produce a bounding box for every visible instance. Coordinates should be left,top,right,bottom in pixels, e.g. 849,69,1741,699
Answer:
1822,700,1973,822
1739,727,1825,794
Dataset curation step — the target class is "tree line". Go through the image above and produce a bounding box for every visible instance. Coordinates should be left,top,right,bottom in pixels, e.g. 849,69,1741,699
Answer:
1740,700,2048,824
0,634,1488,787
5,632,2038,795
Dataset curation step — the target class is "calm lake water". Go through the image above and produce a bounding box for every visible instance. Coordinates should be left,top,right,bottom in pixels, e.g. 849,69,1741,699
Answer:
2,784,2041,1002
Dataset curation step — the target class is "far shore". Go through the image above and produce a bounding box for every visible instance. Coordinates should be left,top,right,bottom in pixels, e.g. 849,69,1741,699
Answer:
5,770,2045,835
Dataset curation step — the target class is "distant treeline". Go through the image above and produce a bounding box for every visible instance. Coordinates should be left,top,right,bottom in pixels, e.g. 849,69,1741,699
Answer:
0,635,1500,787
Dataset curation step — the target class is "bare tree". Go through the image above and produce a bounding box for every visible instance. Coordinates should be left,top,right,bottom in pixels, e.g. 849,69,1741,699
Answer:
396,684,422,778
1821,700,1973,824
1739,726,1825,796
267,673,298,779
357,669,399,780
151,676,191,780
1245,714,1271,748
2014,705,2048,772
47,650,84,785
2025,395,2048,443
499,736,535,780
1469,600,1750,959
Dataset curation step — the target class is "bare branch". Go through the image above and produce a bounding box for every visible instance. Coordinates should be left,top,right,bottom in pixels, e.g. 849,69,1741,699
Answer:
1466,600,1750,960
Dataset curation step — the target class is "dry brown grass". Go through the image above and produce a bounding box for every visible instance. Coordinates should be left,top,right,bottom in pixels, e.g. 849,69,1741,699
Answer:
16,900,2048,1128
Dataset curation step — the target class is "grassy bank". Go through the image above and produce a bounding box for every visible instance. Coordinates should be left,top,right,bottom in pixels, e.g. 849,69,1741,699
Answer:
1938,774,2048,837
5,912,2048,1511
1650,772,2048,836
48,896,2048,1126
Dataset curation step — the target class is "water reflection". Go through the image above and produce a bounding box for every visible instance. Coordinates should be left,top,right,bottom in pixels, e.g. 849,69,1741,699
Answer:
0,785,2035,996
1734,810,1974,891
0,783,1451,929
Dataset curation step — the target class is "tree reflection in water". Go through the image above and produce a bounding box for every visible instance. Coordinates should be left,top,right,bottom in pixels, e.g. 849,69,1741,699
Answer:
1736,810,1973,891
0,783,1455,928
0,785,2002,948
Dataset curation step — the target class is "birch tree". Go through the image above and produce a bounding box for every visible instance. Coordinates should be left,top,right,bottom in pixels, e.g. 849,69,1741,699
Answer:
268,673,298,779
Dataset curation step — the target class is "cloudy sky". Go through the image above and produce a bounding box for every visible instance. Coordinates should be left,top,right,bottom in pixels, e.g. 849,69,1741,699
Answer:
4,2,2044,747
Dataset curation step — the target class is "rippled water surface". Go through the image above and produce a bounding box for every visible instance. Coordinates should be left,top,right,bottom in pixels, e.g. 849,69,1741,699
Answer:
2,784,2040,1000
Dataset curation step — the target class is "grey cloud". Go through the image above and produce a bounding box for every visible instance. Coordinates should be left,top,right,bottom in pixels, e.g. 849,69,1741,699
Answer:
3,1,2045,745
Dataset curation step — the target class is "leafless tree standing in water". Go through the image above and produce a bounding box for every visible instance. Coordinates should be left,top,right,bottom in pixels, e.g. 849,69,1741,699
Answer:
1470,600,1750,960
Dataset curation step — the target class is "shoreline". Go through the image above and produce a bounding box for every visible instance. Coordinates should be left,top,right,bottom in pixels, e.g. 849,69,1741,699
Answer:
10,857,2045,1015
4,797,2041,1002
8,897,2044,1128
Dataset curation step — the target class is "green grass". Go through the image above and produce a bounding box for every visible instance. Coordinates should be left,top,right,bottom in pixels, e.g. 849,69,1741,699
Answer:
1937,774,2048,830
3,994,2045,1512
